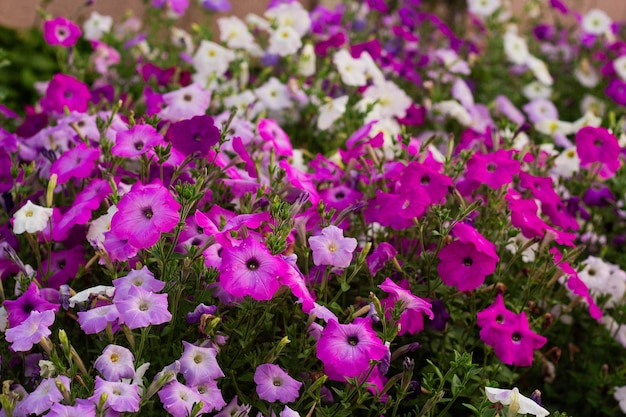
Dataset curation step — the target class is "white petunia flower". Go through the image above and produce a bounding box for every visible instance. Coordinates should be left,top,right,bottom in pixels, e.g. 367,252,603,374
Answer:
552,148,580,179
83,11,113,41
574,62,601,88
87,206,119,249
451,78,474,108
361,80,411,119
581,8,612,36
522,81,552,100
534,119,575,136
268,26,302,57
467,0,501,17
298,44,316,77
614,56,626,81
503,31,530,65
317,96,349,130
255,77,291,111
218,16,256,50
192,40,236,79
13,201,53,234
333,49,368,87
69,285,116,308
0,306,7,333
432,100,472,126
580,94,606,116
526,55,553,86
223,90,259,118
434,49,471,75
264,2,311,37
485,387,550,417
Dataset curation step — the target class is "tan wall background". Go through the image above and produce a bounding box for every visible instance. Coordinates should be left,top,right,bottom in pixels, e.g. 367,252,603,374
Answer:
1,0,625,30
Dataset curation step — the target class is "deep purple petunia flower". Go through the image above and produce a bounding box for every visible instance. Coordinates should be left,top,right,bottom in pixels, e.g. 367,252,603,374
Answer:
43,17,82,47
111,183,181,249
167,114,220,158
316,318,387,382
41,74,91,114
4,282,60,327
254,363,302,403
201,0,231,12
220,236,283,301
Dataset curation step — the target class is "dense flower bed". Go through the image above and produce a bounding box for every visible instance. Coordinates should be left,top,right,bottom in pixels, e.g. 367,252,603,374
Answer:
1,0,626,416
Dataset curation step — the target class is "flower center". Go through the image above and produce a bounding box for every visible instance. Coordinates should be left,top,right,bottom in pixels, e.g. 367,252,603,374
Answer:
247,258,259,270
142,207,154,219
134,141,144,151
273,379,282,387
462,257,473,267
110,353,120,363
495,314,504,324
420,175,430,185
593,138,602,147
138,301,149,311
183,94,193,102
486,163,497,173
327,243,338,253
347,335,359,346
25,210,34,218
194,354,203,364
512,332,521,342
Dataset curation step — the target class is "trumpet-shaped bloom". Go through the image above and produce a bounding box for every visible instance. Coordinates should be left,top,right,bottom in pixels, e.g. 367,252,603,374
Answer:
111,183,181,249
114,286,172,329
158,380,203,417
44,17,81,47
20,376,71,415
12,200,54,235
5,309,55,352
95,344,136,381
308,225,358,268
50,143,100,184
41,74,91,114
379,278,434,335
575,126,620,165
316,318,387,381
4,282,60,327
254,364,302,403
220,236,283,301
90,377,140,413
485,387,549,417
112,124,165,157
179,341,224,386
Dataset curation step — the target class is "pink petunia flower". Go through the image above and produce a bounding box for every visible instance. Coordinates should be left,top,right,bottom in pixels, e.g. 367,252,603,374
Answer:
316,318,387,382
465,149,520,189
490,311,547,367
254,363,302,403
308,225,358,268
476,294,519,347
220,236,283,301
77,304,119,334
379,278,434,335
112,124,165,157
575,126,620,165
20,376,71,415
43,17,82,47
5,309,55,352
110,183,181,249
41,74,91,114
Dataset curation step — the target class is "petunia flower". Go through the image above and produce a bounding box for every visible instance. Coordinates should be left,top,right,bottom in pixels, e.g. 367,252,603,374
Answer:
90,377,140,413
316,318,387,382
167,114,221,158
95,345,136,381
112,124,165,157
41,74,91,114
43,17,82,47
77,304,119,334
379,278,434,335
254,363,302,403
5,309,55,352
220,236,284,301
110,183,181,249
158,380,203,417
4,282,60,327
191,380,227,413
179,341,224,386
12,200,54,235
308,225,358,268
485,387,549,417
114,286,172,329
20,376,71,415
47,400,97,417
575,126,620,165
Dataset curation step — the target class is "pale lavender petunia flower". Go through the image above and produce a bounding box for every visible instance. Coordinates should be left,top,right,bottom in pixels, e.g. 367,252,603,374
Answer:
158,380,203,417
95,344,136,381
112,266,165,298
77,304,119,334
522,98,558,124
90,377,140,413
254,363,302,403
308,225,358,268
20,376,70,415
114,286,172,329
5,309,55,352
179,341,224,386
47,400,97,417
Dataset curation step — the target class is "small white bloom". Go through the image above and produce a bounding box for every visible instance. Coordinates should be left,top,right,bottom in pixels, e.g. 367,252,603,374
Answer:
13,200,53,234
526,55,553,86
581,8,612,36
451,78,474,108
170,27,194,55
333,49,368,87
552,148,580,179
83,11,113,41
255,77,291,111
574,62,601,88
572,110,602,131
361,80,411,119
534,119,575,136
503,31,530,65
485,387,550,417
245,13,272,31
522,81,552,100
223,90,259,117
69,285,115,308
467,0,501,17
87,206,119,249
432,100,472,126
268,26,302,57
614,56,626,81
218,16,256,50
506,234,538,263
192,40,236,78
317,96,349,130
264,2,311,37
580,94,606,116
434,49,470,75
298,44,316,77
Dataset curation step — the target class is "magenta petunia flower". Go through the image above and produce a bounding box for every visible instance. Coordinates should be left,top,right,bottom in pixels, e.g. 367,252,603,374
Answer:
379,278,434,335
90,377,140,413
94,344,136,381
308,225,358,268
112,124,165,157
5,309,55,352
158,380,203,417
316,318,387,382
575,126,620,165
258,118,293,157
220,236,283,301
437,240,497,292
465,149,520,189
367,242,398,276
41,74,91,114
114,286,172,329
110,183,181,249
39,245,84,288
490,311,547,367
476,294,519,347
179,341,224,386
4,282,60,327
254,363,302,403
167,114,221,158
43,17,82,47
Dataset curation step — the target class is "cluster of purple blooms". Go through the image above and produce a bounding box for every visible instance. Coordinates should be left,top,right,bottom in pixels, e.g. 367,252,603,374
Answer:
2,0,626,415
